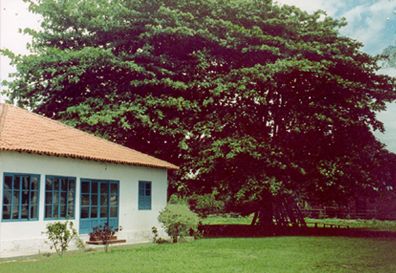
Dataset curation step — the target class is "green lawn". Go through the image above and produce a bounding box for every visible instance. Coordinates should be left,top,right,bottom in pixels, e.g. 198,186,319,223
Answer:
0,237,395,273
202,215,396,231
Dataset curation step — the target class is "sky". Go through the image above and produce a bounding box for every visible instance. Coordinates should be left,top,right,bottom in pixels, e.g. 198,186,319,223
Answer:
1,0,396,151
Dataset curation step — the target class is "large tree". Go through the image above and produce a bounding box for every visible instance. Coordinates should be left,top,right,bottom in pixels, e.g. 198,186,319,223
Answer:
3,0,396,225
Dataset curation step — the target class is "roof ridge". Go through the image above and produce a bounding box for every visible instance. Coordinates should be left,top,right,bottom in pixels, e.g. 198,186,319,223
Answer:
4,103,175,167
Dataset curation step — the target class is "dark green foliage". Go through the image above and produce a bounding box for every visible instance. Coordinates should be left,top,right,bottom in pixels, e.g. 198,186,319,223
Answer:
188,193,225,217
158,203,200,243
2,0,396,223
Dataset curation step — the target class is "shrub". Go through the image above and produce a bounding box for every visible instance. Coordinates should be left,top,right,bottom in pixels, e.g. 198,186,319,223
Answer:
151,226,168,244
158,203,200,243
44,221,79,256
168,194,188,205
89,224,121,252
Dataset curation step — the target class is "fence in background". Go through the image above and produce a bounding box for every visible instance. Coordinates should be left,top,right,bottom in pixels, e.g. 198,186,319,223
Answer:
301,208,396,220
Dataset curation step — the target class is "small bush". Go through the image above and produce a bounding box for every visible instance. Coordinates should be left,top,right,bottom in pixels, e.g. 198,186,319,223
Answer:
168,194,188,205
89,224,121,252
158,203,200,243
44,221,79,256
151,226,169,244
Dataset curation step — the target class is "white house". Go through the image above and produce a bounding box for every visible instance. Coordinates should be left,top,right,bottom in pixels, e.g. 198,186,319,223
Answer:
0,103,178,257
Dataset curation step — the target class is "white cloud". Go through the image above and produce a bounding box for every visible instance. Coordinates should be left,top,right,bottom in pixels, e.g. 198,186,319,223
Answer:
275,0,347,16
0,0,41,98
378,67,396,77
340,0,396,53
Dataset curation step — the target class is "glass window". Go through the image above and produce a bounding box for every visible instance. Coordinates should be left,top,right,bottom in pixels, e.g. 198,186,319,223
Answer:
45,176,76,219
2,173,40,221
138,181,152,210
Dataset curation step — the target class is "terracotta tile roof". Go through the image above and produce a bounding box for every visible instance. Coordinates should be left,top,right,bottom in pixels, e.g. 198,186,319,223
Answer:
0,103,178,170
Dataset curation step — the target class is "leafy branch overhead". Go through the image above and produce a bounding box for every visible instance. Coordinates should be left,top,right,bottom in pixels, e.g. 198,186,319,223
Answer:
3,0,396,224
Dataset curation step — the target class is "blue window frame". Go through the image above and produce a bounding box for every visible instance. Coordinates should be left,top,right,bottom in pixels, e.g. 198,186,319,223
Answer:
138,181,151,210
2,173,40,221
45,176,76,219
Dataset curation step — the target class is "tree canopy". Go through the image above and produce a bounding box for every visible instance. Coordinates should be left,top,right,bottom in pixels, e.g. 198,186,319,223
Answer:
2,0,396,224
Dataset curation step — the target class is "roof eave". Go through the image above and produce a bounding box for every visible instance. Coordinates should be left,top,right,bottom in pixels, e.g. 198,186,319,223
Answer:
0,148,179,171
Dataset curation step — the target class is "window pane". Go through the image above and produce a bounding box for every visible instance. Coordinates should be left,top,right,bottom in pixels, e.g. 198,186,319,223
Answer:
31,177,39,191
60,192,67,205
3,205,11,219
110,207,118,217
53,203,59,218
21,205,29,219
15,176,21,190
4,176,12,190
54,177,60,191
21,191,29,206
110,194,118,207
100,194,107,206
45,192,52,205
30,191,38,207
100,183,108,195
61,179,68,191
81,195,90,206
67,190,74,200
110,184,117,195
91,206,97,218
81,182,90,193
68,179,75,192
30,205,38,219
91,182,98,193
22,176,30,190
60,205,67,218
67,192,74,217
67,204,74,218
91,194,98,206
45,205,52,218
12,190,20,218
145,184,151,196
12,196,19,219
139,182,144,195
53,191,59,205
81,207,89,218
139,196,151,210
3,191,12,205
100,206,107,218
46,177,53,191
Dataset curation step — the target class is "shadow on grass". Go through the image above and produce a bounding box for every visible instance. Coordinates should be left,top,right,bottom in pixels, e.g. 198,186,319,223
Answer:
200,224,396,238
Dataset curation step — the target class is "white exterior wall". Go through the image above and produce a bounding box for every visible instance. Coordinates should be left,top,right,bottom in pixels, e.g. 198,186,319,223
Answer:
0,151,168,257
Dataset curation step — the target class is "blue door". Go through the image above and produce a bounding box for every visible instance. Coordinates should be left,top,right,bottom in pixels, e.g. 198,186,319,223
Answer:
79,179,119,234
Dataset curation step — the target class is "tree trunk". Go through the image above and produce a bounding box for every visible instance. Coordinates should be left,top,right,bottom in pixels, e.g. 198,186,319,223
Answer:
257,190,274,228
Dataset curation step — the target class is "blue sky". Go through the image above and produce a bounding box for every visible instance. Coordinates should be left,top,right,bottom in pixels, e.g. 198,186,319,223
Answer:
1,0,396,151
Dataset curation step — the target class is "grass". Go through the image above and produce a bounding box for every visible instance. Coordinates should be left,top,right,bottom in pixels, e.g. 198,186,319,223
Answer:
202,214,253,225
0,237,395,273
1,216,395,272
202,215,396,231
